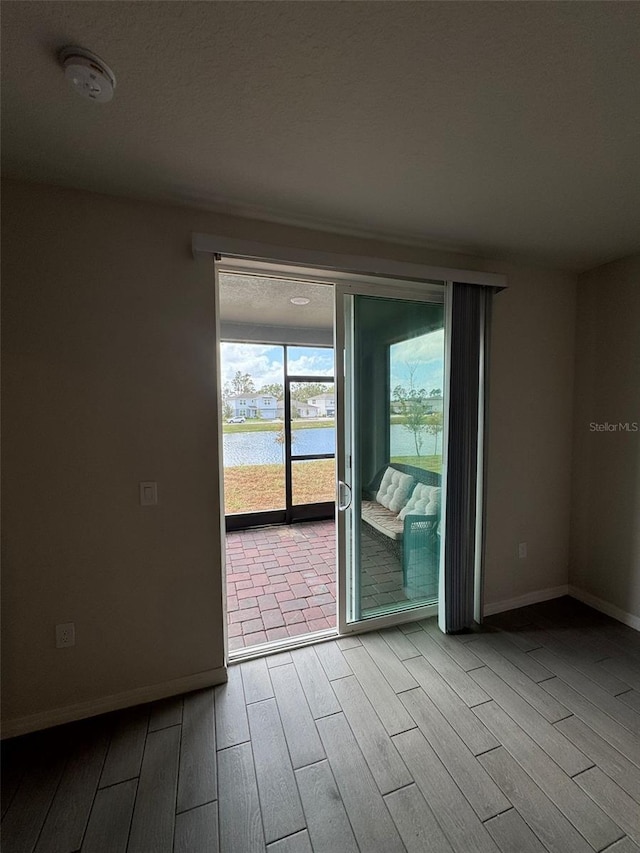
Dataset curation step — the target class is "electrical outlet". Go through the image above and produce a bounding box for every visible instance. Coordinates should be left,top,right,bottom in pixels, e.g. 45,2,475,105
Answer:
518,542,528,559
55,622,75,648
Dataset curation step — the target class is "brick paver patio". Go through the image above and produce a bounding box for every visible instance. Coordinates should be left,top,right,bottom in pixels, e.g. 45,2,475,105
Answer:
226,518,437,651
226,520,336,651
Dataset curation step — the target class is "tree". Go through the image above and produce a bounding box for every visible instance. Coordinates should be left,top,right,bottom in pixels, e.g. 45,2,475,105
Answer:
274,427,294,461
393,364,429,456
290,382,331,402
222,402,233,420
425,411,444,455
259,383,284,399
394,386,429,455
224,370,256,398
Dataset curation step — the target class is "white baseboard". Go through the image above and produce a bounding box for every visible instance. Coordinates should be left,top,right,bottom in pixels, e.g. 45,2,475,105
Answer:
483,585,569,617
568,585,640,632
1,666,227,740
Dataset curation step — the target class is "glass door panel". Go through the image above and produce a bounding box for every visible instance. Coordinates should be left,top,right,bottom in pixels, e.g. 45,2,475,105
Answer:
337,287,446,626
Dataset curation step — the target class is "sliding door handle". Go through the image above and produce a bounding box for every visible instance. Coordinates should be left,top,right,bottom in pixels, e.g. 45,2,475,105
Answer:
337,480,352,511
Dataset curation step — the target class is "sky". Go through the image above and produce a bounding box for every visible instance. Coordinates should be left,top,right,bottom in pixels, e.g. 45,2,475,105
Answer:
220,344,334,389
220,332,443,395
390,329,444,394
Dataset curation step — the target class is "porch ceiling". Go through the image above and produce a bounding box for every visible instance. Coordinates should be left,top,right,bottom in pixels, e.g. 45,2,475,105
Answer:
219,273,333,331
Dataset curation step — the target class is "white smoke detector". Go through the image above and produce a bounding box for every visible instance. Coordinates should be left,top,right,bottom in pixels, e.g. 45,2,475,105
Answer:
59,46,116,103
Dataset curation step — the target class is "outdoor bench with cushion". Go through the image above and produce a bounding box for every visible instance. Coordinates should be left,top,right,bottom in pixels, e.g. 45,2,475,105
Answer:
361,463,441,583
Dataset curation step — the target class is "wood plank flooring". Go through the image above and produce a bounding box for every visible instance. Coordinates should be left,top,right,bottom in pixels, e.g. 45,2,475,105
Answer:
2,596,640,852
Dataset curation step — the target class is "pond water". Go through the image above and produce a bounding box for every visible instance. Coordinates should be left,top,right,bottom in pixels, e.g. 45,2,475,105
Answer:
222,425,439,467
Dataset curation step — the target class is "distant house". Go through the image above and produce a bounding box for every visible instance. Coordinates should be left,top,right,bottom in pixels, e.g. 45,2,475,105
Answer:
226,394,278,419
307,393,335,417
391,394,443,415
425,395,443,414
276,400,320,419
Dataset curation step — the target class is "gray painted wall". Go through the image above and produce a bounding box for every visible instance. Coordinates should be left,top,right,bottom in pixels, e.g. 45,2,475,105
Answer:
1,179,577,730
570,254,640,620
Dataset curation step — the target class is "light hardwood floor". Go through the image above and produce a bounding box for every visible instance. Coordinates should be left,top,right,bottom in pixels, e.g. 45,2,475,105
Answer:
2,596,640,852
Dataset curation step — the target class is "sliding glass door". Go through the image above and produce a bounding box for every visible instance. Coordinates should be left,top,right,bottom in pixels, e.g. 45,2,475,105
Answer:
214,255,491,653
336,282,447,629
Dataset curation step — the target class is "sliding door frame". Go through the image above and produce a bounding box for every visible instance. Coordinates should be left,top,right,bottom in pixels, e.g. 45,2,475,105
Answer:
211,247,502,656
334,277,450,636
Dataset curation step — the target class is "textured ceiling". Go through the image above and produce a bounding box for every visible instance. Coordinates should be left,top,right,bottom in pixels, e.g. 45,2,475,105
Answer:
2,1,640,270
219,274,333,329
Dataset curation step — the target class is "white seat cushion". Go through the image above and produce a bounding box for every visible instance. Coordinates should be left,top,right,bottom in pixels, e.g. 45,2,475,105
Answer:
361,500,405,540
398,483,441,520
376,467,415,514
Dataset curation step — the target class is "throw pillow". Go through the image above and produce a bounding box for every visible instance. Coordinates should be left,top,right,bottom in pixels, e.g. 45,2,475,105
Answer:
398,483,441,520
376,467,415,514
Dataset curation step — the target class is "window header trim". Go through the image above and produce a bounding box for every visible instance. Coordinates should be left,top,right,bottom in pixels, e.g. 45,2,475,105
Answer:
192,233,507,290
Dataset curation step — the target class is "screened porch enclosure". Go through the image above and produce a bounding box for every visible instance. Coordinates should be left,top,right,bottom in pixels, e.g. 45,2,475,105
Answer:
219,272,336,532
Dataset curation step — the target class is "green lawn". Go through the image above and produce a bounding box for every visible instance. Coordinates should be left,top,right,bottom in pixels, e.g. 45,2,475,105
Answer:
223,418,335,434
391,454,442,474
224,415,435,433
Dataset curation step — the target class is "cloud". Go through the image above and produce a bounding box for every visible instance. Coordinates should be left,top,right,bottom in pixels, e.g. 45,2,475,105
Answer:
220,343,284,388
392,329,444,364
220,337,440,398
390,330,444,392
220,344,334,388
287,352,334,377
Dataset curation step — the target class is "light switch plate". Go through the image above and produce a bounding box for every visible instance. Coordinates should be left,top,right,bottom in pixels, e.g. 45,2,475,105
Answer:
140,481,158,506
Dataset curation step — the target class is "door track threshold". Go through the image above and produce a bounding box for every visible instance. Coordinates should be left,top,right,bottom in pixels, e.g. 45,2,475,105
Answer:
228,627,338,663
